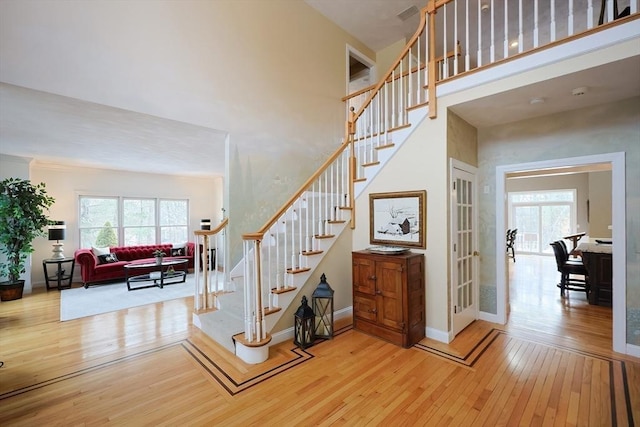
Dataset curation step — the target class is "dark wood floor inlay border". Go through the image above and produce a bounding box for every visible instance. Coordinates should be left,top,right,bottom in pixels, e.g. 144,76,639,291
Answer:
414,328,635,426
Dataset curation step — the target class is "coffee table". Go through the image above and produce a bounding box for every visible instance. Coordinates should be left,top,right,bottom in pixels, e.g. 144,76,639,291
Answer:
124,259,188,291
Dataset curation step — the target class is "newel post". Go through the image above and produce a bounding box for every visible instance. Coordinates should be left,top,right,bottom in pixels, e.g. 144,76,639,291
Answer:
347,107,357,230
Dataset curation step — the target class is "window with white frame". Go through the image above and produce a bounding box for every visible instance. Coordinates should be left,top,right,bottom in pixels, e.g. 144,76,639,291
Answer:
508,190,576,255
79,196,188,248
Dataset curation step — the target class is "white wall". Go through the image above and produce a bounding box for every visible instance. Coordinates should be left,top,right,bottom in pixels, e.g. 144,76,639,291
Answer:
29,161,222,288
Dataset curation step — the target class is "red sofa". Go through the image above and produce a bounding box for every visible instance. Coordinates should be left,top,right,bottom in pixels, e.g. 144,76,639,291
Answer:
74,243,195,287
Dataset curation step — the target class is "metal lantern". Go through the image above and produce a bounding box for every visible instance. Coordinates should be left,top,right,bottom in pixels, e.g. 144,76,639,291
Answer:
312,273,334,339
294,296,315,349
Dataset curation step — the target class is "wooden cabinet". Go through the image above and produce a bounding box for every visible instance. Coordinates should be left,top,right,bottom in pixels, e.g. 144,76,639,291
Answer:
352,250,425,348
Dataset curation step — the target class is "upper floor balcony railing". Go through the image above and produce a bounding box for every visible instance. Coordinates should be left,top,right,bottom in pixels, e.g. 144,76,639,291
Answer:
345,0,639,121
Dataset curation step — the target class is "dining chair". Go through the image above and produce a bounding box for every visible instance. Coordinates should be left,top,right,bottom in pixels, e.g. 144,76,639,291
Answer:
550,241,589,298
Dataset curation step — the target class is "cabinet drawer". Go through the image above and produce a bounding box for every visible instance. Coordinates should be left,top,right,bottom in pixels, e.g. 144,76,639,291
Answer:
353,293,377,322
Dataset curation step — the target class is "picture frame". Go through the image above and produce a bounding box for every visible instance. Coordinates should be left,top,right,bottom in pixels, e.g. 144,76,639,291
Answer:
369,190,426,249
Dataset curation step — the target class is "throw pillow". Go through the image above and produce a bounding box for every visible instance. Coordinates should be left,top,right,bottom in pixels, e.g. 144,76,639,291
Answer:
97,253,119,264
92,246,110,257
171,247,185,256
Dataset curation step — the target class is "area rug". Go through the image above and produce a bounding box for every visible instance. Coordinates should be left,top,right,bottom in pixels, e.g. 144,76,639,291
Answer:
60,275,194,321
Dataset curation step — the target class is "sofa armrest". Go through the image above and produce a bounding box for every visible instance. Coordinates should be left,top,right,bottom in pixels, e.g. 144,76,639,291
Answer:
75,249,98,268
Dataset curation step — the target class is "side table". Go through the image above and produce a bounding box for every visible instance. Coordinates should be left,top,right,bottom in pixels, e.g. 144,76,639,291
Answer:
43,257,75,290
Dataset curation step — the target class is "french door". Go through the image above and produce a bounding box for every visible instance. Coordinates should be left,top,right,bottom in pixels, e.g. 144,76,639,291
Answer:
451,162,478,336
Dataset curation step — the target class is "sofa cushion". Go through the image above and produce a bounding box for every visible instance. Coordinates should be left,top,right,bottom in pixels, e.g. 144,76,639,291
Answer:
97,253,119,264
92,246,110,257
171,247,186,256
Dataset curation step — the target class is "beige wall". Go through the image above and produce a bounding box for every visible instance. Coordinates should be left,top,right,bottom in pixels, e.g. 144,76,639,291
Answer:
353,111,450,337
27,161,222,288
375,39,407,77
588,171,613,238
447,111,478,167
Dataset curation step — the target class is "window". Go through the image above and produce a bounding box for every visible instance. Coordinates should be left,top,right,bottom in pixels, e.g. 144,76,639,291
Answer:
79,196,188,248
508,190,576,255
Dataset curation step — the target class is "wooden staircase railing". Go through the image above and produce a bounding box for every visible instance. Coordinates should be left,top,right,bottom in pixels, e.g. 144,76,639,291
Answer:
219,0,640,353
193,218,229,312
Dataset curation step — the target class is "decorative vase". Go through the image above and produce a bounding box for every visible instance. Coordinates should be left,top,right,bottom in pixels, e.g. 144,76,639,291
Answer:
155,257,163,265
0,280,25,301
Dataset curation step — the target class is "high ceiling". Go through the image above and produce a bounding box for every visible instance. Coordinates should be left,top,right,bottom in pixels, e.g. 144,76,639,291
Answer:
305,0,425,51
0,1,638,177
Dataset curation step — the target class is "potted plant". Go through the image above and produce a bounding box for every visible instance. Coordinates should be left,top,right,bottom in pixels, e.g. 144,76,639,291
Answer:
152,249,166,265
0,178,55,301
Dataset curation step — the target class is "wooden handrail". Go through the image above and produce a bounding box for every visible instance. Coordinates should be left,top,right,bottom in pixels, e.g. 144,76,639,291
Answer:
350,6,429,123
249,138,352,238
348,0,455,125
194,218,228,236
250,0,457,241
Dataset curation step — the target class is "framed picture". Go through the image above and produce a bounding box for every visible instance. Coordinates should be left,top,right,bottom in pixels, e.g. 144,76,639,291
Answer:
369,190,426,249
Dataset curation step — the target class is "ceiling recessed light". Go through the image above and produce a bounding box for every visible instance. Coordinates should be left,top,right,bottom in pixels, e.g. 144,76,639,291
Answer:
481,3,489,12
529,97,545,104
510,41,519,48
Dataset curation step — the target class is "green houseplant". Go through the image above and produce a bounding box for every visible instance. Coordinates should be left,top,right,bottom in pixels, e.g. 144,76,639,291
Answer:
0,178,55,301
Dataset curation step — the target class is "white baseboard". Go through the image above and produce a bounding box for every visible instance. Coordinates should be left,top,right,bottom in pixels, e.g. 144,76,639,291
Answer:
626,343,640,358
426,327,452,343
479,311,502,324
271,307,353,346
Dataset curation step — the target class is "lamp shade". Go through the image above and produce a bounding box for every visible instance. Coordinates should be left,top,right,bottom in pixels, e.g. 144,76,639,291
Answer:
48,221,66,241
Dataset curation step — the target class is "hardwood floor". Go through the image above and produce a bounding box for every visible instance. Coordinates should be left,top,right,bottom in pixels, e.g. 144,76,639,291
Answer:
0,255,638,426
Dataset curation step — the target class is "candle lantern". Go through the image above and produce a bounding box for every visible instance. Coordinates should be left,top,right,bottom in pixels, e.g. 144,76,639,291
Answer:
294,296,315,349
312,273,334,339
200,219,211,230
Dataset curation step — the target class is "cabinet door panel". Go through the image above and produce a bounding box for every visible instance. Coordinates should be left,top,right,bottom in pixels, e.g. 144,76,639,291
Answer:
377,261,404,330
353,256,376,295
377,261,403,299
354,294,377,322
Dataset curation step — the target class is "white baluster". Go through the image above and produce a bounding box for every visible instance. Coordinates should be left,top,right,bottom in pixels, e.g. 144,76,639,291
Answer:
518,0,523,53
534,0,539,48
490,0,495,62
550,0,556,42
503,0,509,58
443,4,448,79
391,69,396,128
477,0,483,67
454,0,459,75
465,0,470,72
587,0,594,29
568,0,574,36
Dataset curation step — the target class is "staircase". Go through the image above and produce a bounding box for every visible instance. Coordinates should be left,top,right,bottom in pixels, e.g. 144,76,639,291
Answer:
193,100,430,362
190,1,638,363
189,1,475,363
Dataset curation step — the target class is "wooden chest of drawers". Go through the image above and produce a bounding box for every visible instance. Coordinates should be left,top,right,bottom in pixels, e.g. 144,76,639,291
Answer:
352,250,425,348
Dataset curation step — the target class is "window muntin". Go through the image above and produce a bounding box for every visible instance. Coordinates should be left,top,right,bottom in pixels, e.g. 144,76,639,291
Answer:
78,196,188,248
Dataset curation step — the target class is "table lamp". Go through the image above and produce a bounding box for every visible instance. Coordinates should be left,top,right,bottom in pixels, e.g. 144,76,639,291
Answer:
48,221,66,259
